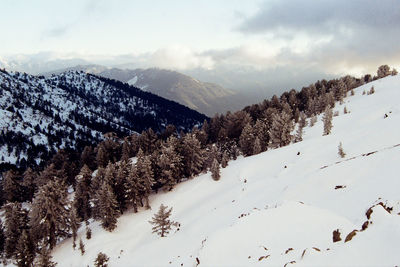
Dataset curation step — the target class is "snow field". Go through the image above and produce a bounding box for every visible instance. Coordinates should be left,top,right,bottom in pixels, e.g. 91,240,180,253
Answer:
52,74,400,266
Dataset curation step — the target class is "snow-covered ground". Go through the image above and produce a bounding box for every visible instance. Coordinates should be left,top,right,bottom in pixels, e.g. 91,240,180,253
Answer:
52,75,400,266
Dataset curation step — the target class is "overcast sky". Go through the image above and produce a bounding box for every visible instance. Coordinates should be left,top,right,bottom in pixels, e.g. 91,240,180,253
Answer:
1,0,399,89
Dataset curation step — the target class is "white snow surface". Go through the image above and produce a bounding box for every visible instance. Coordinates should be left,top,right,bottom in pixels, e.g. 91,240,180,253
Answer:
51,75,400,266
127,76,138,86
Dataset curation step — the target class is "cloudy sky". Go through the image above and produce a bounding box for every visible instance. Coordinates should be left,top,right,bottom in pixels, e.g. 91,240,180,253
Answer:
1,0,399,92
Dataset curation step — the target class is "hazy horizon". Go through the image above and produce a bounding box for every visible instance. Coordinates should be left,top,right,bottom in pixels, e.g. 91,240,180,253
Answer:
1,0,399,95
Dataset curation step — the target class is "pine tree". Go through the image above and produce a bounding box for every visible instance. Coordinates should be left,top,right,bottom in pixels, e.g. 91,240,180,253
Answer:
158,142,183,191
181,134,205,178
253,119,269,153
70,208,80,250
3,170,22,202
30,180,71,249
94,252,110,267
126,165,140,213
4,202,29,259
377,64,391,78
136,149,155,209
221,151,229,168
338,142,346,158
94,182,119,231
322,106,333,136
73,165,92,222
344,106,348,114
253,137,262,155
149,204,175,237
34,244,57,267
294,112,307,143
239,123,255,156
15,229,35,267
81,145,97,171
91,166,106,194
269,111,294,148
211,159,221,181
335,79,347,103
22,167,37,202
96,146,108,168
114,160,130,213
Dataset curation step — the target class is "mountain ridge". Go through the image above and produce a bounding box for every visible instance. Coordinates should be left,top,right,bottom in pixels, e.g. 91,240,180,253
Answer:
43,65,253,116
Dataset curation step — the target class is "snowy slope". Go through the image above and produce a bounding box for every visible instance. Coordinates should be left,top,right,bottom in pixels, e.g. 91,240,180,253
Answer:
52,75,400,266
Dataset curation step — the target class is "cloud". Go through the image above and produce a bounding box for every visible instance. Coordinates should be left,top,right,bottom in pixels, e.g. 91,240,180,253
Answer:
235,0,400,75
148,45,215,70
238,0,400,35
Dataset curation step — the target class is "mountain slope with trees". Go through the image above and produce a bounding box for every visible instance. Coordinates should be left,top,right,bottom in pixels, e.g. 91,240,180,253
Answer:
46,69,400,266
0,69,207,171
0,65,397,266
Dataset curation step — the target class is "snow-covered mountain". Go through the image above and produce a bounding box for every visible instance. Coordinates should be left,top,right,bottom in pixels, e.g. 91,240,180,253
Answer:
0,69,207,170
51,74,400,266
44,66,254,116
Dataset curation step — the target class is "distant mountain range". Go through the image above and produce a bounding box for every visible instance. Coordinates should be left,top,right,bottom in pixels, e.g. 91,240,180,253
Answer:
0,69,206,170
43,65,256,116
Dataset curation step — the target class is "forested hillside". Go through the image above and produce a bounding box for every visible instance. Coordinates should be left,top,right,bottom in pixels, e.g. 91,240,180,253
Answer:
0,69,207,171
0,65,397,266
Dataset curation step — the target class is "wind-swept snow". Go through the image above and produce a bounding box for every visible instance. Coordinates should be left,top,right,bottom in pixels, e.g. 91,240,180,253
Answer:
52,75,400,266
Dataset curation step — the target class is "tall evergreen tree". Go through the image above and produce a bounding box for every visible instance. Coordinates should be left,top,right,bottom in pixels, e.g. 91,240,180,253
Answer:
136,149,155,209
15,229,35,267
73,165,92,222
239,123,256,156
4,202,29,259
181,134,205,178
210,159,221,181
253,119,269,152
3,170,22,202
221,151,229,168
91,166,106,194
22,167,37,202
96,146,108,168
36,163,59,188
158,142,183,191
81,145,97,171
322,106,333,136
114,160,130,213
253,137,262,155
30,180,71,249
294,112,307,143
94,182,119,231
269,111,294,148
126,165,140,213
70,208,80,250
